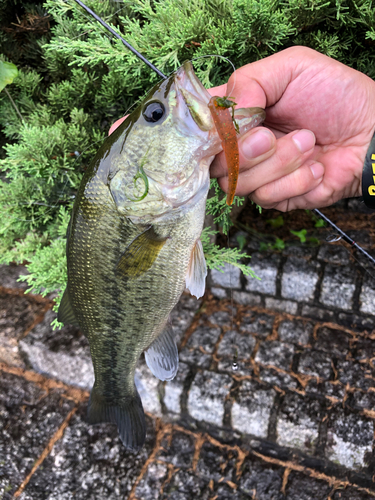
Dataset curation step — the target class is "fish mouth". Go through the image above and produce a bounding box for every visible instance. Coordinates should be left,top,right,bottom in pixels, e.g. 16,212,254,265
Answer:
176,61,211,103
156,61,219,208
175,61,214,132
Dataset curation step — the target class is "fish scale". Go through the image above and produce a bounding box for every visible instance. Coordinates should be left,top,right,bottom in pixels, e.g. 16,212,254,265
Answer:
67,150,207,383
76,193,203,396
58,61,265,450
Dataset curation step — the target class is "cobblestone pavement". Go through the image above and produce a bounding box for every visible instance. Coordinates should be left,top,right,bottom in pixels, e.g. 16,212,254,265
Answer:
1,207,375,499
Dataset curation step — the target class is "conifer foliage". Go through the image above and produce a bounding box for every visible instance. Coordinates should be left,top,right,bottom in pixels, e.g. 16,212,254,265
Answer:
0,0,374,314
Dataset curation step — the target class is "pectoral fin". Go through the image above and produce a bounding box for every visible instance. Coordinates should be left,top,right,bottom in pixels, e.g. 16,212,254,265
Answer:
57,287,79,327
117,226,167,278
145,322,178,381
185,238,207,299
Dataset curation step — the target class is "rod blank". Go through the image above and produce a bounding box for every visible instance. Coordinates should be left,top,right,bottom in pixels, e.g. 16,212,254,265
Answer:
73,0,167,79
313,208,375,266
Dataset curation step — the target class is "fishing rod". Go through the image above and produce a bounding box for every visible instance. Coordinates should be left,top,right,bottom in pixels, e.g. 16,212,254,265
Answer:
72,0,375,268
72,0,166,79
313,208,375,266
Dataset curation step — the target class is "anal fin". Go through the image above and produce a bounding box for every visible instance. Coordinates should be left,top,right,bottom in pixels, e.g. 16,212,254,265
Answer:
185,238,207,299
145,322,178,382
57,287,79,327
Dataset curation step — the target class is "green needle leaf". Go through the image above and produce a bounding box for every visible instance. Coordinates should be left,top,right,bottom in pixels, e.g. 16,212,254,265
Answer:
0,60,18,92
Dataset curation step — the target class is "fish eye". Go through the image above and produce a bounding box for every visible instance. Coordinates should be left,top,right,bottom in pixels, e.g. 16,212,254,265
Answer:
143,101,165,123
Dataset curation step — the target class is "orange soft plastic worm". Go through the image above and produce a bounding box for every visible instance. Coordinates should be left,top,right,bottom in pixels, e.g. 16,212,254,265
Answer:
208,96,240,206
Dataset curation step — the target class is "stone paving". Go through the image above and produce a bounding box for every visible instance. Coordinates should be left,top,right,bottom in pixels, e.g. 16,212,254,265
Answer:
1,206,375,499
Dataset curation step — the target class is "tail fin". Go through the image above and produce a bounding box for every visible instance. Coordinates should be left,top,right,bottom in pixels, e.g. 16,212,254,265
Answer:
87,386,146,451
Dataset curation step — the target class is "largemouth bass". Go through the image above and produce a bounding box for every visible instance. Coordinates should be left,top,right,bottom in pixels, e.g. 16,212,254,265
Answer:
58,62,265,450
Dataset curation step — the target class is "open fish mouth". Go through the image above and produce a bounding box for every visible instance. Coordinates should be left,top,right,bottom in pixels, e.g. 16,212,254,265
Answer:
175,61,214,133
154,62,220,210
176,61,211,103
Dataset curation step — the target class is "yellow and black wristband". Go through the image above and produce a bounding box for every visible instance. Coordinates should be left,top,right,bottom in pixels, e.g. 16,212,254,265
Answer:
362,131,375,209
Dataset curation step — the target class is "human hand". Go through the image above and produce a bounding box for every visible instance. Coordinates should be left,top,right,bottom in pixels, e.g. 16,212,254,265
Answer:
210,46,375,210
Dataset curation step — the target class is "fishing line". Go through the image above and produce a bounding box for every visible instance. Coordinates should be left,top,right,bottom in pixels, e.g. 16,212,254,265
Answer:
227,237,239,372
191,54,240,369
190,54,237,90
190,54,238,97
311,207,375,284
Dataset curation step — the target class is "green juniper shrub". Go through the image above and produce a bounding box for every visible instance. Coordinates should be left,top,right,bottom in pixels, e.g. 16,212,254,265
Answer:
0,0,374,320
